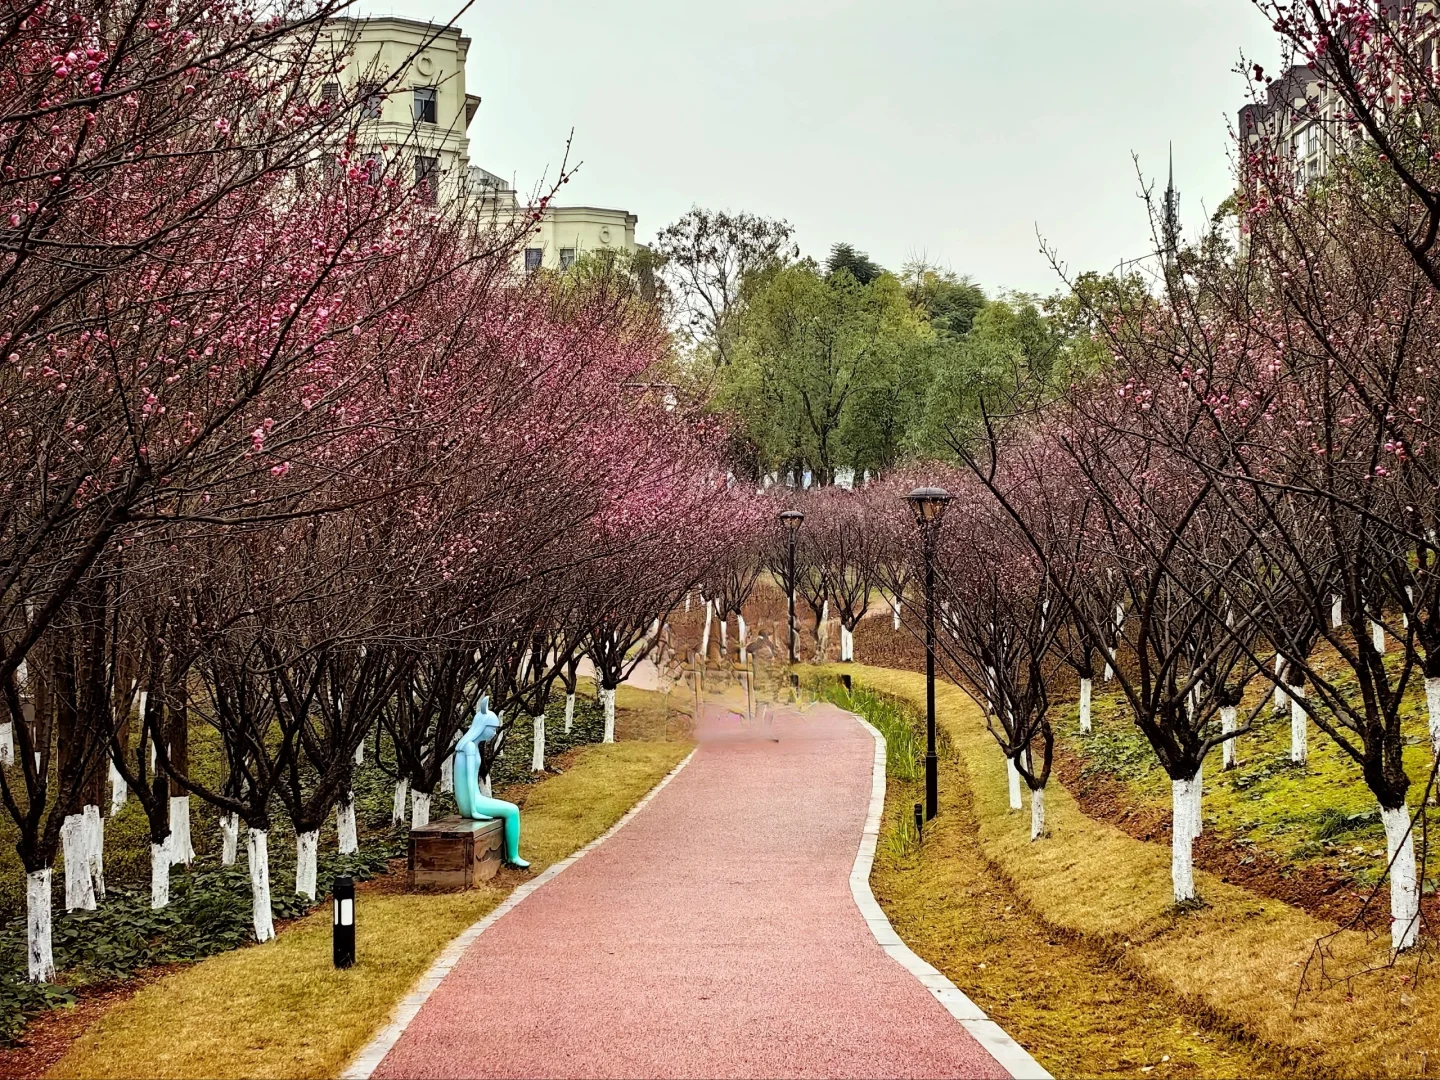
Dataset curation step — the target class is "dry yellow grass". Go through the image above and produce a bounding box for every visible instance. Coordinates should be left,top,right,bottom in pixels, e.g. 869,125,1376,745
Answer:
48,739,691,1080
822,665,1440,1079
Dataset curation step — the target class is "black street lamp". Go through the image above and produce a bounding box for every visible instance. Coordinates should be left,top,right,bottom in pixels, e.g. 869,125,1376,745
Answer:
778,510,804,665
332,875,355,968
905,486,952,821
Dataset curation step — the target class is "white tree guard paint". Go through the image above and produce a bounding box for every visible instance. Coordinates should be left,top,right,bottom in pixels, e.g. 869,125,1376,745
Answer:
840,624,854,662
700,602,713,658
295,830,319,901
248,829,275,943
564,693,576,734
1170,773,1201,903
1404,587,1414,630
1382,804,1421,951
168,795,194,866
391,779,409,825
0,721,12,766
1426,677,1440,756
1030,786,1045,840
685,590,691,613
737,614,749,663
1331,594,1343,628
337,796,358,855
220,814,240,865
601,687,616,744
26,869,53,982
353,741,364,766
1006,758,1022,811
1102,661,1113,682
531,712,546,772
108,758,127,816
411,790,431,830
818,599,830,658
84,804,104,900
1290,686,1308,765
1272,655,1288,713
1221,706,1238,770
892,600,901,631
479,771,492,799
1078,678,1093,734
1191,763,1204,838
150,839,170,909
719,617,728,656
1371,619,1386,654
61,813,95,912
440,753,454,794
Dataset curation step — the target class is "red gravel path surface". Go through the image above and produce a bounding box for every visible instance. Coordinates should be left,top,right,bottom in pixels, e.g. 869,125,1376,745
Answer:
372,703,1010,1079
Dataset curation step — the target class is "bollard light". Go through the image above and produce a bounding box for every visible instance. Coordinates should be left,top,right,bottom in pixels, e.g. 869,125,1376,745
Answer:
841,673,852,693
333,875,355,968
914,802,924,841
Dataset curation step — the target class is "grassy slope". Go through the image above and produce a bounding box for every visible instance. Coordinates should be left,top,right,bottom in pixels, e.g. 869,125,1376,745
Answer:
48,739,691,1080
820,664,1440,1079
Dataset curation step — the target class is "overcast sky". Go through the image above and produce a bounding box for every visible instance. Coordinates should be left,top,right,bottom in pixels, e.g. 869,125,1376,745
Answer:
355,0,1277,296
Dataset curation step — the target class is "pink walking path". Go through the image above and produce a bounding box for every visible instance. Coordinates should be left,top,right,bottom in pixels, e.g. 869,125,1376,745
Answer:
372,703,1011,1079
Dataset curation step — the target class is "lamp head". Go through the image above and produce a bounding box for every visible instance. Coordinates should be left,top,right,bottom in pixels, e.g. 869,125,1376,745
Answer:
905,486,953,527
778,509,804,534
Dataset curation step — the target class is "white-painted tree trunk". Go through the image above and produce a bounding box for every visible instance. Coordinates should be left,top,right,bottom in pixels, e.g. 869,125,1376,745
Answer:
892,600,901,631
737,614,749,663
168,795,194,866
1007,758,1022,811
1290,686,1308,765
601,688,617,743
353,741,364,766
719,617,728,656
391,779,408,825
1030,786,1046,840
564,693,576,734
294,830,318,901
0,722,13,766
440,752,454,793
532,712,546,772
1079,677,1093,734
818,599,830,659
1426,677,1440,757
337,796,357,855
61,813,95,912
150,839,170,909
685,590,691,613
1381,804,1420,951
247,829,275,943
26,869,53,982
1372,619,1386,654
1221,706,1238,770
1102,660,1113,682
411,790,431,830
1272,655,1288,714
108,758,127,816
700,603,713,658
1171,772,1202,903
840,624,854,662
1404,587,1414,630
220,813,240,865
1331,594,1343,629
84,804,104,900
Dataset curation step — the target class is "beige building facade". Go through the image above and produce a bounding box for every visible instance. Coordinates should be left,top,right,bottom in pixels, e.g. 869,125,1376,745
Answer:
321,16,640,271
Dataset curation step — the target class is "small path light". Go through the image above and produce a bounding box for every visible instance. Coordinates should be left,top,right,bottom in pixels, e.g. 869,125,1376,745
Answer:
333,875,355,969
905,486,952,821
914,802,924,841
841,673,852,693
778,510,805,665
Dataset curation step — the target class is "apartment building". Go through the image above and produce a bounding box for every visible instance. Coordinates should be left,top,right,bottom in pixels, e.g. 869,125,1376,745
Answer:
320,16,640,271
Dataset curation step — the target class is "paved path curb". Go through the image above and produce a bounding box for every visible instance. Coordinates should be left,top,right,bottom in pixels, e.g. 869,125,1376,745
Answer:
340,750,697,1080
847,711,1052,1080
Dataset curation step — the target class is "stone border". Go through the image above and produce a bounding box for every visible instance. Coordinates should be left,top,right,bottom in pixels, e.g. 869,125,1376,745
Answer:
341,749,698,1080
849,713,1052,1080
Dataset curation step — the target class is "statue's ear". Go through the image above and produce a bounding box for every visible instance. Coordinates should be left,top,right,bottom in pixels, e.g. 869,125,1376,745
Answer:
478,695,489,715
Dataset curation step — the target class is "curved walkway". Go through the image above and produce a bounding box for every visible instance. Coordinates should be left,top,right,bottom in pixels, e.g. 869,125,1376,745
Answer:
363,703,1033,1079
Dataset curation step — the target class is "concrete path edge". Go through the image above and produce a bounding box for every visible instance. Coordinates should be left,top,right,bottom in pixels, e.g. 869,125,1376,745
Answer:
341,749,698,1080
847,712,1053,1080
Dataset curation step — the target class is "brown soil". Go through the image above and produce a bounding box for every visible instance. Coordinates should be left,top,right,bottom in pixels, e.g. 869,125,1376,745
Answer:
1052,746,1391,930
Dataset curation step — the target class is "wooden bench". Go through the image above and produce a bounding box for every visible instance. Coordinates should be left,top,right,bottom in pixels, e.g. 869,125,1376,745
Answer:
407,815,505,891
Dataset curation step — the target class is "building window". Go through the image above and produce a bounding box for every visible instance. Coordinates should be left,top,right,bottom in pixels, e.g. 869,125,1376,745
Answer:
415,156,439,205
413,87,437,125
524,247,543,272
321,81,341,107
559,247,576,270
360,86,384,119
1305,124,1320,157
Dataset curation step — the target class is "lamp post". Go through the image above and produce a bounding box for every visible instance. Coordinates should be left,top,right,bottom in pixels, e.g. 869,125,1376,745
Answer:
332,875,355,968
905,486,952,821
778,510,804,665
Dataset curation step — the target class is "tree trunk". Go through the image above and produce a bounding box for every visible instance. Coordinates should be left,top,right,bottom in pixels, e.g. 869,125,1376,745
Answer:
337,796,357,855
737,615,748,664
411,790,431,829
248,829,275,943
601,688,616,744
1079,677,1093,734
1426,677,1440,758
168,795,194,866
84,803,104,901
1030,786,1045,840
532,712,545,772
1372,619,1387,654
295,830,318,901
1171,770,1203,903
564,693,576,734
353,740,364,766
1272,655,1289,714
1006,757,1022,811
0,719,12,766
1290,686,1308,765
150,839,170,909
839,624,854,662
26,869,54,982
61,813,96,912
1331,594,1343,628
892,600,901,632
220,813,240,865
1221,706,1238,770
700,603,713,659
391,778,408,825
108,757,127,816
1381,804,1420,950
